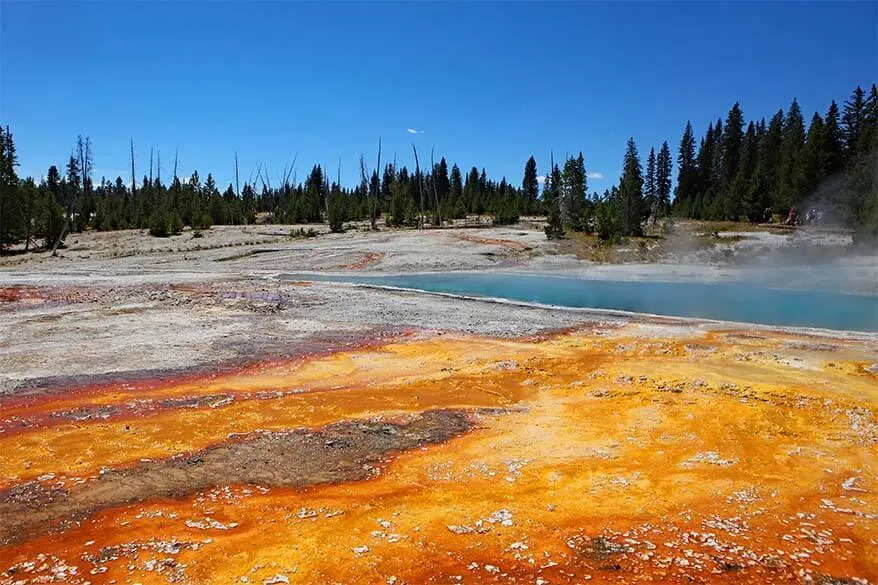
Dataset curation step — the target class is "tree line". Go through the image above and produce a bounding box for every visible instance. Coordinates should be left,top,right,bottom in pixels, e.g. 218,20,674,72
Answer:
543,83,877,242
672,84,877,230
0,83,875,253
0,131,537,253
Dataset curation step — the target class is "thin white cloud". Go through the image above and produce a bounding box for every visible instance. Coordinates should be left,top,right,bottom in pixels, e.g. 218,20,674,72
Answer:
587,171,604,180
536,175,546,185
407,128,424,134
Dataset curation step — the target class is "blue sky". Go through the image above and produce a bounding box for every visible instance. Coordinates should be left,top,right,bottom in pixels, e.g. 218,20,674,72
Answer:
2,1,875,192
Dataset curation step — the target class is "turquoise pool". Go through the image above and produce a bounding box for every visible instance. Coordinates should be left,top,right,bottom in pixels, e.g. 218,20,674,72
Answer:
281,272,878,332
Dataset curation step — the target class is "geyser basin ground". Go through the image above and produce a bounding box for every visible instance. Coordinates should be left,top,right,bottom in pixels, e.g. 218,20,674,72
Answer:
282,271,878,332
1,324,876,584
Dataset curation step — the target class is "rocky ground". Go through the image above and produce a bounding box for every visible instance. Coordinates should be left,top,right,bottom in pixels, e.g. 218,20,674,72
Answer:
1,221,874,393
1,222,876,584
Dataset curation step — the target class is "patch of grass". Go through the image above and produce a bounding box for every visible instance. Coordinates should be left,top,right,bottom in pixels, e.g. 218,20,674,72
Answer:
556,232,666,263
289,228,320,239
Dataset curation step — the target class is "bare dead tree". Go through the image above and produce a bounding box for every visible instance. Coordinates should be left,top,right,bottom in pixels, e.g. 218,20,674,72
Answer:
430,146,441,227
130,139,136,196
249,161,262,190
323,161,329,218
235,152,240,197
373,138,381,230
360,139,381,230
149,147,154,185
156,151,161,186
130,139,137,225
52,135,92,256
359,154,374,230
286,153,298,188
412,143,424,229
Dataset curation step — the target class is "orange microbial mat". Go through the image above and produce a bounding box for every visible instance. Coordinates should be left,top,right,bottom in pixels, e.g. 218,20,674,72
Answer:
1,325,876,584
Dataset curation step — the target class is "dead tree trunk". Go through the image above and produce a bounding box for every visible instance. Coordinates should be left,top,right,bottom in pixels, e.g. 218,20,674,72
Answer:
430,146,441,227
359,155,370,228
412,143,424,229
235,152,240,197
373,138,381,230
130,139,137,226
53,136,91,256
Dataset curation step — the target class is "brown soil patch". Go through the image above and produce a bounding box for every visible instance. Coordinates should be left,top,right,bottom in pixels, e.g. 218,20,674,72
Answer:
0,409,476,545
458,233,532,251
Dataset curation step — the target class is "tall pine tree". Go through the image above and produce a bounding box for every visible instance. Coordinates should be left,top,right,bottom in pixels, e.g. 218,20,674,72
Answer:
674,121,698,216
618,138,645,236
824,101,845,175
521,156,539,215
721,103,745,204
644,147,657,219
778,98,806,210
656,141,672,218
731,122,758,220
561,152,586,229
842,85,866,161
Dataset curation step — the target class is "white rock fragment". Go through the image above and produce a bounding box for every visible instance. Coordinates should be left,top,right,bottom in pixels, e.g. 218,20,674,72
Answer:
486,509,513,527
681,451,738,467
842,476,866,492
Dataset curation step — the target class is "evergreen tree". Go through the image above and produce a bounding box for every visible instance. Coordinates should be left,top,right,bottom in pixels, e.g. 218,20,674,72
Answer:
802,112,828,194
731,122,758,220
860,84,878,155
435,157,450,213
721,102,745,198
462,167,480,215
543,158,564,239
449,164,464,218
779,98,806,209
0,125,22,252
561,152,586,229
705,117,725,218
327,182,345,232
644,147,657,219
842,85,866,160
824,101,845,175
656,141,672,218
749,109,784,220
618,138,646,236
521,156,539,214
693,123,715,218
845,149,877,237
674,121,698,215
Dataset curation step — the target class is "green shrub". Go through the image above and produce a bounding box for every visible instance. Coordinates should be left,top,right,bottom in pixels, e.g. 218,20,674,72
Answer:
149,209,183,237
149,211,170,237
327,193,345,233
290,227,319,239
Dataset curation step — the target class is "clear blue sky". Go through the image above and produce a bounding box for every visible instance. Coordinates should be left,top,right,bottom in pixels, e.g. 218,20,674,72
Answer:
2,1,875,192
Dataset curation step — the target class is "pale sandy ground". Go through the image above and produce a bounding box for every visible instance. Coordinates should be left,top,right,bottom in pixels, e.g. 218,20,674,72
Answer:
1,222,875,392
